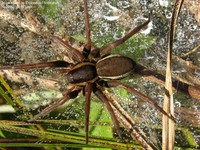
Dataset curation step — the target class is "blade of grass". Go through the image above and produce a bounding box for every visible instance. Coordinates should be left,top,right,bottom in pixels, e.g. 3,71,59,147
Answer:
0,77,22,107
0,143,102,148
0,77,32,120
0,123,139,149
182,128,198,147
162,0,184,150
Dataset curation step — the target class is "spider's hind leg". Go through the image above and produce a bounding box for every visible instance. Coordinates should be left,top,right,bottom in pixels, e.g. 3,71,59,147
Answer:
105,80,175,122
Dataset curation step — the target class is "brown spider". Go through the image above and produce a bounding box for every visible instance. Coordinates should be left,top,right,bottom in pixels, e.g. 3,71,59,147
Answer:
0,0,174,145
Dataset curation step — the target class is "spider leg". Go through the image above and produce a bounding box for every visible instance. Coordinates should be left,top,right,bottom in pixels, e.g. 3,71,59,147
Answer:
97,85,158,150
100,19,150,57
104,80,175,122
28,86,81,122
94,86,122,139
0,61,71,70
84,83,93,144
134,63,200,100
51,36,85,62
83,0,91,51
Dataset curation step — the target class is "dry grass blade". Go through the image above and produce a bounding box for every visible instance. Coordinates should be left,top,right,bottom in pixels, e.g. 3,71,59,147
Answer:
162,0,184,150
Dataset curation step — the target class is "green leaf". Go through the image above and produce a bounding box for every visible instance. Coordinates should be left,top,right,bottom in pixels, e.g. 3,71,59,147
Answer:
0,130,5,138
111,34,157,61
71,35,87,43
182,128,198,147
39,0,62,19
88,101,113,138
77,100,113,150
79,100,113,150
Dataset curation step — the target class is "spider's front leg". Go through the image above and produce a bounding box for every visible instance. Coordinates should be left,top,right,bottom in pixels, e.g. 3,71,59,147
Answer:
83,0,91,51
28,86,82,122
51,36,85,62
100,18,150,57
52,0,92,63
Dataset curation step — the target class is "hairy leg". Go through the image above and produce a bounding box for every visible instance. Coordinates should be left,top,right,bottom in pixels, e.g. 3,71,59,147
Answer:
97,82,158,149
0,61,70,70
83,0,91,51
51,36,85,62
84,83,93,144
104,80,175,121
28,86,81,122
94,86,122,139
100,19,150,57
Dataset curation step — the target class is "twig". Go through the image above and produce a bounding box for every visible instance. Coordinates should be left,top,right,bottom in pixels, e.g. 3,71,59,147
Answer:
181,45,200,58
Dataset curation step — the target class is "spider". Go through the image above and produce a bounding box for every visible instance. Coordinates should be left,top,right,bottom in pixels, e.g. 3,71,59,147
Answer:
0,0,174,144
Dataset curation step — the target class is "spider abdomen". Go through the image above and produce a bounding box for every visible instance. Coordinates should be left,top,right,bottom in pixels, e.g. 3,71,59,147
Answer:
66,62,98,85
96,55,136,79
